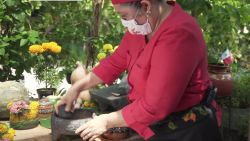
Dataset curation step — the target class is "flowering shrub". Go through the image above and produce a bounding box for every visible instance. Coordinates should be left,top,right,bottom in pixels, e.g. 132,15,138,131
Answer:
29,42,63,88
0,122,15,141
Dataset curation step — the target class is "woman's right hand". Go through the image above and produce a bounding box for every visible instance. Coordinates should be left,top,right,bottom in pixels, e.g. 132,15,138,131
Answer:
55,72,103,114
55,86,79,114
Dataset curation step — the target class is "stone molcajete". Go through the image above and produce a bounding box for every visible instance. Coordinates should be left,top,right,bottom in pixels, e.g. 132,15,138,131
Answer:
51,83,143,141
51,105,93,141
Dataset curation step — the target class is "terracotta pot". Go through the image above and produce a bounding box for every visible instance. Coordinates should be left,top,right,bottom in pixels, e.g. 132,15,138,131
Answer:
208,64,233,97
37,88,56,99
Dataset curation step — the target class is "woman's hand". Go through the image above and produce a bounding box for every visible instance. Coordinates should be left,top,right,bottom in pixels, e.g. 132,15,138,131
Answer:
75,114,109,141
55,86,79,113
55,72,103,114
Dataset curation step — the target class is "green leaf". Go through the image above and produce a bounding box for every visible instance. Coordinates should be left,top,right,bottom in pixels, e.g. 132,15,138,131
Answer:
6,0,15,6
13,13,26,22
20,39,28,47
0,42,9,48
28,37,38,44
29,30,39,38
0,48,5,56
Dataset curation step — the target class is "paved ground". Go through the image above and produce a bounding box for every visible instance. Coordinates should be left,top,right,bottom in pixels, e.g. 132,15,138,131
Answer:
14,125,51,141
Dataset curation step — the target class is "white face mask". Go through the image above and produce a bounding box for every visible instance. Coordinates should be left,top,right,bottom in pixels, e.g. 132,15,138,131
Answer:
121,10,152,35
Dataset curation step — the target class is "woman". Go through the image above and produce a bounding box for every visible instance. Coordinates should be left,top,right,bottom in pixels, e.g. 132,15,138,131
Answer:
56,0,222,141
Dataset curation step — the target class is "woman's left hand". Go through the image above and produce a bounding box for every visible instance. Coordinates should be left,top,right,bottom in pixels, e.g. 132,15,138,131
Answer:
75,113,109,141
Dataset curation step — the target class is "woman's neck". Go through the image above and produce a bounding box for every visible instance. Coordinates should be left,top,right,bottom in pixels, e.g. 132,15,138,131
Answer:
146,3,173,41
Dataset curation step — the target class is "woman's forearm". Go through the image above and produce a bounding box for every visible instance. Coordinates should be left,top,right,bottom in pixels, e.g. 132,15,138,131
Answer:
106,110,128,129
72,72,103,93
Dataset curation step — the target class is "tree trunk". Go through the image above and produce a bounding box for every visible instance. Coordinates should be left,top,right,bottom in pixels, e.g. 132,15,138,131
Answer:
85,0,104,68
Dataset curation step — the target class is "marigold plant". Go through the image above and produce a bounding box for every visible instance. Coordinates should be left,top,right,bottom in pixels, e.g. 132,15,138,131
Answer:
29,41,63,88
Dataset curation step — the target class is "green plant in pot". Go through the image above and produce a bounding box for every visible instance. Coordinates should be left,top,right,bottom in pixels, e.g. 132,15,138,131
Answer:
29,41,63,99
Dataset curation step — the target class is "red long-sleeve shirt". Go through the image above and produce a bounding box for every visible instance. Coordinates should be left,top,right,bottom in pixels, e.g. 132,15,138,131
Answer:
93,4,211,140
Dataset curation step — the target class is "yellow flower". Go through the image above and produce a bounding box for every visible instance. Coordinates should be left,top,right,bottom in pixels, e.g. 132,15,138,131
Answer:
50,45,61,53
25,109,38,120
97,52,106,61
7,128,15,137
49,41,58,46
41,42,51,51
0,123,8,134
29,45,43,54
29,101,39,110
2,132,15,141
41,42,61,53
9,114,19,123
6,101,13,110
103,44,113,52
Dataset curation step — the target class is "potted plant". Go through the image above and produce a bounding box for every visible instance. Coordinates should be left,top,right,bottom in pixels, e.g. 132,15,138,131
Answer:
29,42,63,99
7,100,39,130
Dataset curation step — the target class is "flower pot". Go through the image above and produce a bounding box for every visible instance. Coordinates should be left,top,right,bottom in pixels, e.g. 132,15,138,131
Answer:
9,111,39,130
37,88,56,99
38,98,54,118
208,64,233,97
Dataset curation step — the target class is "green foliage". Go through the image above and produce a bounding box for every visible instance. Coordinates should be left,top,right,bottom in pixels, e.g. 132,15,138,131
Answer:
32,54,62,88
179,0,250,70
231,70,250,108
0,0,42,81
29,42,64,88
28,1,124,67
238,115,249,138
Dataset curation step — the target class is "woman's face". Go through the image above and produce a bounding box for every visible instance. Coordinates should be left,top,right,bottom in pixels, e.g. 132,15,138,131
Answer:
113,4,147,25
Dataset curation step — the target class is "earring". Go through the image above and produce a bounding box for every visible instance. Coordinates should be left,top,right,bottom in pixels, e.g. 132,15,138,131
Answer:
146,10,151,16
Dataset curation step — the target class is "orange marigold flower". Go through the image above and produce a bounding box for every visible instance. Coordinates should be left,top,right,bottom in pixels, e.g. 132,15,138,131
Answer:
50,45,61,54
42,42,51,51
29,45,43,54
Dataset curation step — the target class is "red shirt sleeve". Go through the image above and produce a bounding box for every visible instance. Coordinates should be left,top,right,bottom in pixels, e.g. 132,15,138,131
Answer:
92,33,129,85
122,26,203,140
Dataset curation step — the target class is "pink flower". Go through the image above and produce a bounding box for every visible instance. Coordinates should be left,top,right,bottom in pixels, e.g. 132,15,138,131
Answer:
9,100,29,114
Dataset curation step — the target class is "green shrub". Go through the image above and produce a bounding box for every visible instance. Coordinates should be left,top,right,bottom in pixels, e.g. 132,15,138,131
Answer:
231,70,250,108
